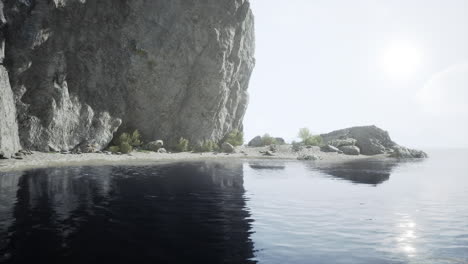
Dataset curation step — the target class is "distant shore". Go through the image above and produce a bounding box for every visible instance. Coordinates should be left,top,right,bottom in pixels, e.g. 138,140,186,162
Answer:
0,145,392,172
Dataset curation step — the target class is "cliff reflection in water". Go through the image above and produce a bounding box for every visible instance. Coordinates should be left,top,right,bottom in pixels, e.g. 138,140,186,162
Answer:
312,159,401,185
0,162,255,264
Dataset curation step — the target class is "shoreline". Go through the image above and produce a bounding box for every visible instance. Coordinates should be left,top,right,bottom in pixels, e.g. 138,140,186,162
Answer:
0,145,392,173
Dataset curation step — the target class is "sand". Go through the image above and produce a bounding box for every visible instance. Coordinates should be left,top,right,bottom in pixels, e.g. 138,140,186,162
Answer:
0,145,389,172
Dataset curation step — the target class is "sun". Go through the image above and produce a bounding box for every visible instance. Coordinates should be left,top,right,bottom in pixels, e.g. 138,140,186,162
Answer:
381,41,422,79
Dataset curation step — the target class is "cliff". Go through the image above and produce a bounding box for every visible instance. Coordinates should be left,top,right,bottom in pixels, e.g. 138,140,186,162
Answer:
0,0,255,156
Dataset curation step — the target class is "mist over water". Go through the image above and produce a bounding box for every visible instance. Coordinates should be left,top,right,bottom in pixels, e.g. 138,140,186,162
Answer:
1,150,467,263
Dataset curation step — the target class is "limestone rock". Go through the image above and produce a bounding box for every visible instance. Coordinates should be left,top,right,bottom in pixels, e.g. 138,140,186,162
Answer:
1,0,255,152
339,145,360,156
145,141,164,152
221,142,235,153
157,148,167,154
156,140,164,148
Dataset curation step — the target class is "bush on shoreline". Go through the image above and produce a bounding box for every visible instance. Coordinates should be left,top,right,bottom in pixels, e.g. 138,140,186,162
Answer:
298,128,323,146
261,134,277,146
108,130,142,154
225,130,244,146
173,137,190,152
193,140,219,153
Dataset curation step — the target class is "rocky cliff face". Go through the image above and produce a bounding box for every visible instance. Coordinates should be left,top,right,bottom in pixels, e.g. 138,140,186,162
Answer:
0,0,255,154
0,2,21,158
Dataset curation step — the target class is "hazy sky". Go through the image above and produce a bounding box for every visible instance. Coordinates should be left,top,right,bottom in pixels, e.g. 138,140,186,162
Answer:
244,0,468,148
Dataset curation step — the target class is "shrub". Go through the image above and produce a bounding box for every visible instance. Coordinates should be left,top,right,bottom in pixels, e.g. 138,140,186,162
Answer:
225,130,244,146
109,129,141,154
174,137,190,152
298,128,313,142
303,135,323,146
109,146,120,153
193,140,219,153
129,130,142,147
261,134,277,146
298,128,323,146
117,133,129,145
119,142,133,154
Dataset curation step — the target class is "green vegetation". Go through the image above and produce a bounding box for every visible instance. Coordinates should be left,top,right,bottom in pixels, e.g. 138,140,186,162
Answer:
261,134,277,146
108,130,142,154
193,140,219,153
303,136,323,146
225,130,244,146
174,137,190,152
297,128,323,146
119,142,133,154
109,146,120,153
298,128,313,141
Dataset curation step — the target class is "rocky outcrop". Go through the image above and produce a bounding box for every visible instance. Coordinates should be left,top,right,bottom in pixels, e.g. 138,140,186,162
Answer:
0,2,20,158
248,136,263,147
1,0,255,152
321,125,427,158
389,146,428,159
0,66,21,158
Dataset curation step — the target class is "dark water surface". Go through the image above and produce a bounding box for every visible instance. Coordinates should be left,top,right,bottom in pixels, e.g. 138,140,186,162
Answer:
0,150,467,264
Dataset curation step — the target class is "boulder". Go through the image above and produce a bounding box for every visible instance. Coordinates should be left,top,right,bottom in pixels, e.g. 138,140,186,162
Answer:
145,140,164,152
339,145,360,155
221,142,235,153
320,145,340,153
0,151,9,159
157,148,167,154
248,136,263,147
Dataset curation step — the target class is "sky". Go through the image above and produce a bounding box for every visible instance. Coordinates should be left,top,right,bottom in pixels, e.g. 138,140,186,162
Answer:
243,0,468,149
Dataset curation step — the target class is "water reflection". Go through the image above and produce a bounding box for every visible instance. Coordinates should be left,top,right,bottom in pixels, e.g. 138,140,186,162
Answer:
396,215,418,257
311,159,400,185
248,161,286,170
0,162,255,264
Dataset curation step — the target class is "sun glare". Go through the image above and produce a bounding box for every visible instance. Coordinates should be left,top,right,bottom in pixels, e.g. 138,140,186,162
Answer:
381,41,422,79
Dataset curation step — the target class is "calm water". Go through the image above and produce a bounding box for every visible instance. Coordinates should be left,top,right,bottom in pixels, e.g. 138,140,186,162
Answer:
0,150,467,264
